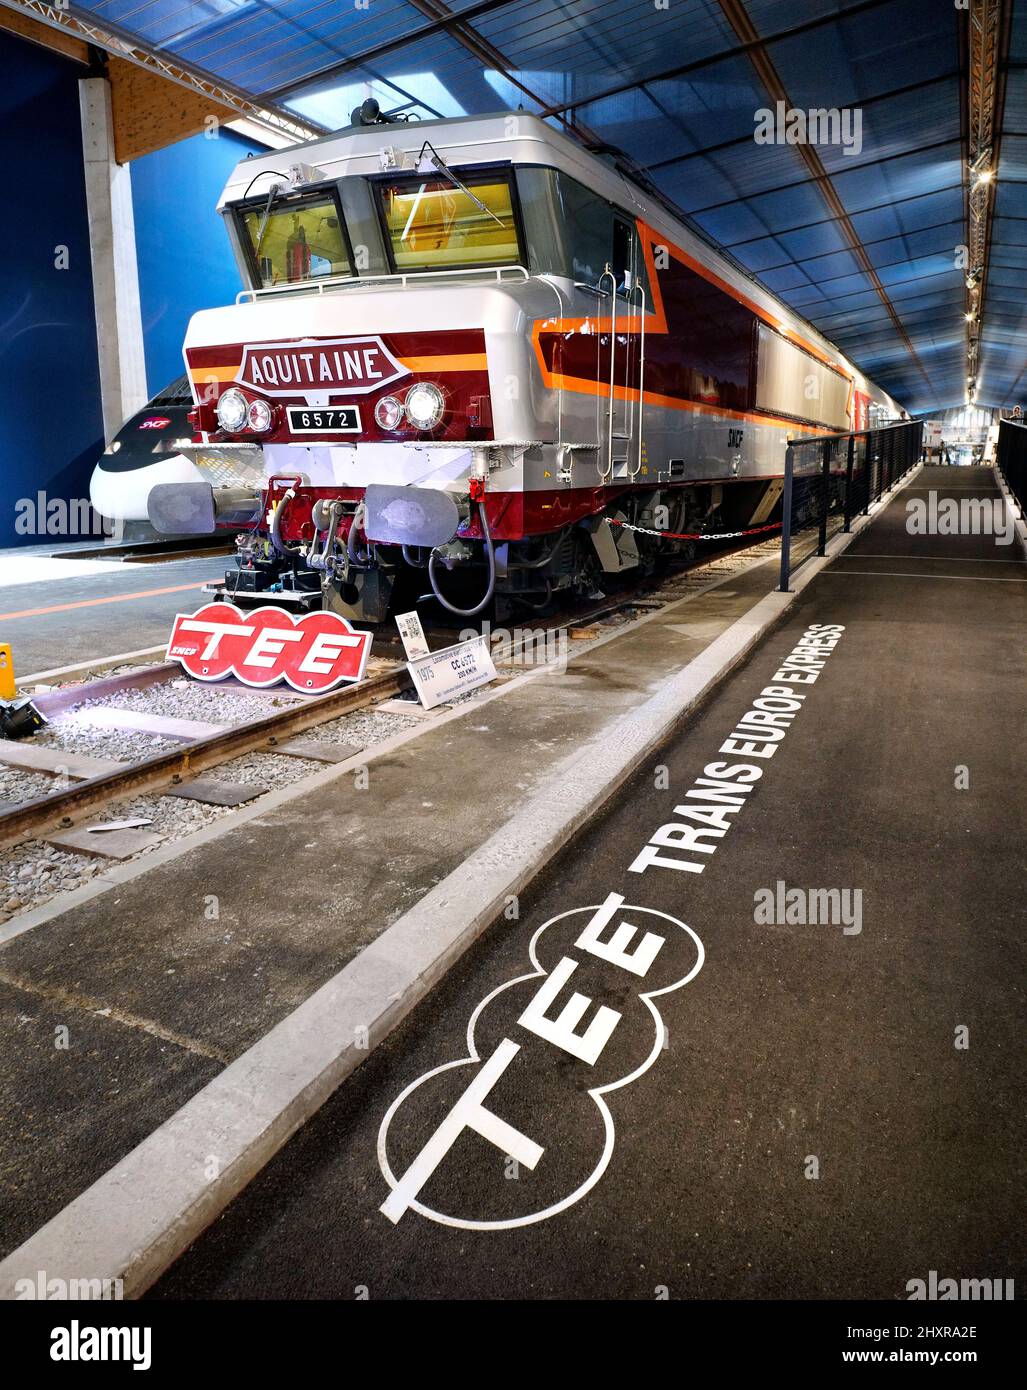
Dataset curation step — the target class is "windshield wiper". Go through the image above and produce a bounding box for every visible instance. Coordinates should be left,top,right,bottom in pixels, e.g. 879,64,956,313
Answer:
415,141,506,228
254,182,288,257
240,169,290,258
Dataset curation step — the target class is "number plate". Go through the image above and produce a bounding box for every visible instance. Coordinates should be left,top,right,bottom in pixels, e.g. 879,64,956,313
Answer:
286,406,361,434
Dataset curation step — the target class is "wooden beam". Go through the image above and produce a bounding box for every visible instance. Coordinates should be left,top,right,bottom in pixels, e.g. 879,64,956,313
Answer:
108,55,238,163
0,5,88,63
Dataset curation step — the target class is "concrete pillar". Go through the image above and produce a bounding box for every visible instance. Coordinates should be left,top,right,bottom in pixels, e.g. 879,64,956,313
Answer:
79,76,148,442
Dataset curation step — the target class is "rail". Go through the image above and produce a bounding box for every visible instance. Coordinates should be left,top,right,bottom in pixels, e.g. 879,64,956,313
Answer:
778,419,923,591
0,664,414,848
0,583,691,850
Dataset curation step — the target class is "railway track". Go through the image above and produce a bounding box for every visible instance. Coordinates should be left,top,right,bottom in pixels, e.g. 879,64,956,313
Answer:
0,532,781,920
0,586,666,849
0,660,413,847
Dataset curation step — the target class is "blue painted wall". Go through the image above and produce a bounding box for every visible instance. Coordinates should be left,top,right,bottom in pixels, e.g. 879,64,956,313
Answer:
0,30,104,547
0,35,263,549
130,128,261,396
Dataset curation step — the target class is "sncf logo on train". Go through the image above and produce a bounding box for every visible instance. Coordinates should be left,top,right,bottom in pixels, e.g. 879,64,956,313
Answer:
167,601,372,692
234,336,410,399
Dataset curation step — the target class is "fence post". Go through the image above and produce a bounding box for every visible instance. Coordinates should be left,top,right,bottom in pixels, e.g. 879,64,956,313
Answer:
817,437,830,555
843,432,855,532
864,434,874,514
779,443,794,592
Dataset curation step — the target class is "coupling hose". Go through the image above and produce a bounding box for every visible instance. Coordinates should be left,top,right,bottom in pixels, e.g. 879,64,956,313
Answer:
269,487,303,557
427,501,496,617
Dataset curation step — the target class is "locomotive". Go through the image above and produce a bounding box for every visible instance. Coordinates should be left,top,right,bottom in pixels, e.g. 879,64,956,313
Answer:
135,109,903,622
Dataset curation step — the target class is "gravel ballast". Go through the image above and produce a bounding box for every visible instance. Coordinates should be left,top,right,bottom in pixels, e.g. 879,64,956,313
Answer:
0,541,779,926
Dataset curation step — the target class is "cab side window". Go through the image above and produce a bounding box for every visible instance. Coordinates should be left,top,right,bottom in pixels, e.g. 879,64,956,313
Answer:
554,171,648,299
556,175,614,285
612,219,632,288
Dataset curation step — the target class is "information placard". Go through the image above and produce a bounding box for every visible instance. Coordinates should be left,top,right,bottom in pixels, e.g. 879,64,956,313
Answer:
167,602,372,692
407,635,497,710
395,610,430,661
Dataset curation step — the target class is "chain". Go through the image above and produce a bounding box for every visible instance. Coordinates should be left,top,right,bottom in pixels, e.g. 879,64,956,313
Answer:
608,519,783,542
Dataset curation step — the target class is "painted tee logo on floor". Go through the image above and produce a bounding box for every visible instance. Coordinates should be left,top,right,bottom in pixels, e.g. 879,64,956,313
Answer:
378,894,703,1229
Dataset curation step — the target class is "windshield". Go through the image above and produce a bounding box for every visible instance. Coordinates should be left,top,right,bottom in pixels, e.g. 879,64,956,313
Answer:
376,170,521,272
239,191,351,287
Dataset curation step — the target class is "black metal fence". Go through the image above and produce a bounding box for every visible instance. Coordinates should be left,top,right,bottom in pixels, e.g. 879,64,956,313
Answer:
778,420,923,591
995,418,1027,515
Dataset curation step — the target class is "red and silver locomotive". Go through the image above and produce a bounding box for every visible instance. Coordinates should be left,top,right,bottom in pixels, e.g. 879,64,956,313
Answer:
134,108,903,621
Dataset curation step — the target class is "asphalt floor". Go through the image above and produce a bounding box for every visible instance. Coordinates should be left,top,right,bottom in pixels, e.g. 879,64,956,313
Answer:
145,467,1026,1300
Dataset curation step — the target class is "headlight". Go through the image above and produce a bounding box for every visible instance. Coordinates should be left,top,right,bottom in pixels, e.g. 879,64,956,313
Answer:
404,381,445,430
374,395,404,430
247,398,274,433
216,388,248,433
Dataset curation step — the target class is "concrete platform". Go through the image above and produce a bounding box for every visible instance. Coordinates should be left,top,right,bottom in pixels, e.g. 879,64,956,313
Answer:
0,979,220,1267
0,553,221,677
0,545,784,1264
133,466,1020,1299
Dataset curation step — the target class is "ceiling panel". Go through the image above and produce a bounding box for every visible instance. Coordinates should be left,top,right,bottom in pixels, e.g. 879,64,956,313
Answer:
61,0,1024,411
